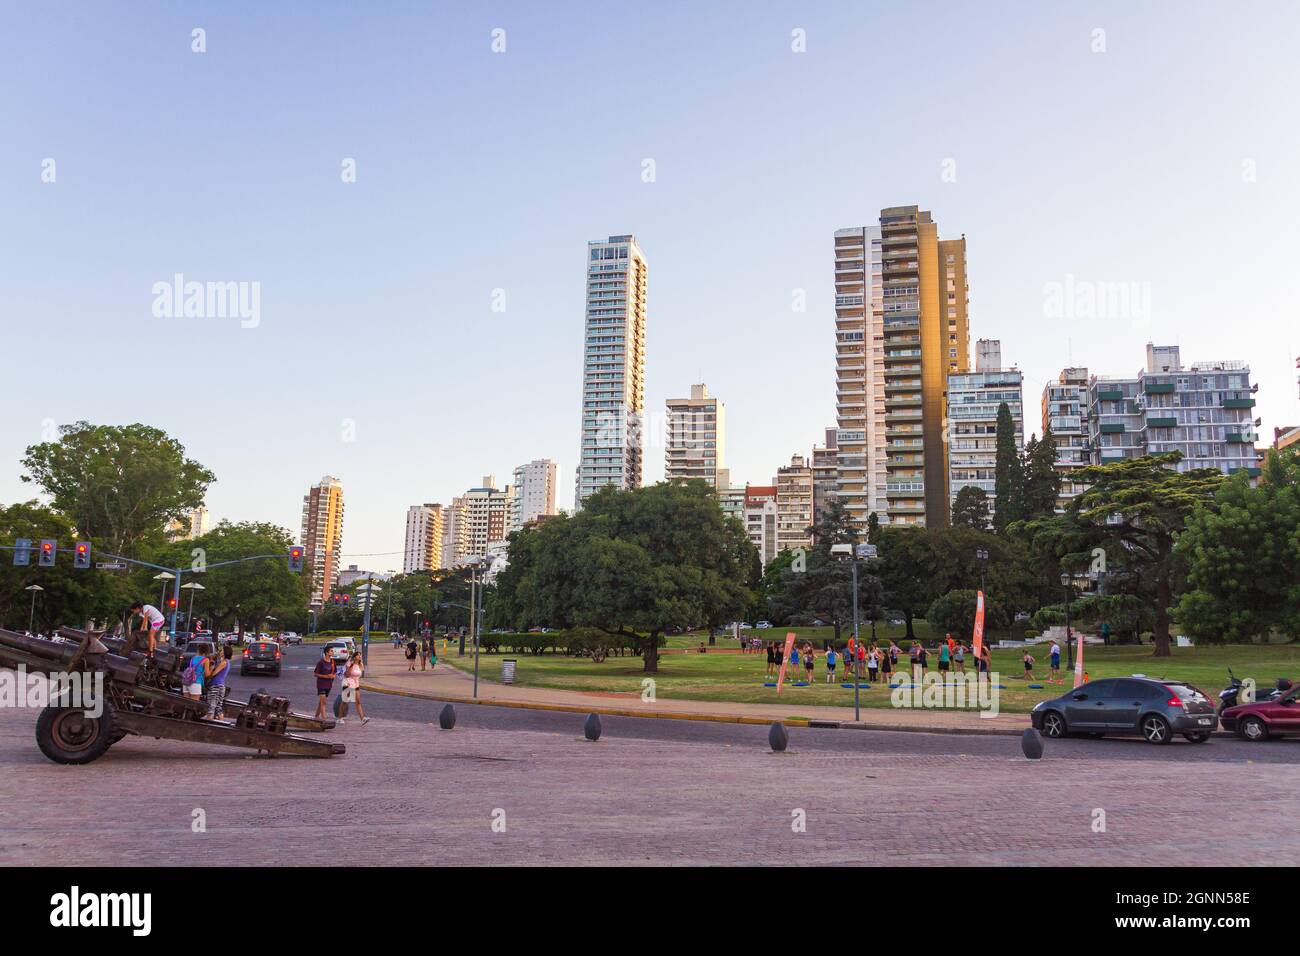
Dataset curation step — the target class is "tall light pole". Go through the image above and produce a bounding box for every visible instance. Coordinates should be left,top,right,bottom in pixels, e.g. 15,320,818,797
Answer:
181,581,205,633
834,542,877,722
472,558,488,699
24,584,43,634
1060,571,1074,668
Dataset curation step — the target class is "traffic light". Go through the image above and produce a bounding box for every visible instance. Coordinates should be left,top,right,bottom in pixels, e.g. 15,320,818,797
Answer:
333,594,341,605
73,541,91,569
13,538,31,566
288,546,304,573
167,597,177,609
342,594,351,606
38,539,57,567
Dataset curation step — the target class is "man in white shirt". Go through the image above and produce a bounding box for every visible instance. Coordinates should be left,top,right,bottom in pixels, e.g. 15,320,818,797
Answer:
129,601,167,655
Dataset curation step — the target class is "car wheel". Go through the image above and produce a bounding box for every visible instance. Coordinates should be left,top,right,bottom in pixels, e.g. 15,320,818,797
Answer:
1141,714,1172,745
1183,732,1211,743
1238,715,1269,742
1040,710,1068,739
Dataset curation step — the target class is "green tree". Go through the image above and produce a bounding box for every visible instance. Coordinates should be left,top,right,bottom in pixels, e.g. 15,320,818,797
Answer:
876,526,944,639
993,402,1025,533
926,589,1009,640
1070,454,1223,657
491,480,756,671
1175,449,1300,643
0,501,125,632
1022,425,1062,520
21,422,215,556
951,485,991,530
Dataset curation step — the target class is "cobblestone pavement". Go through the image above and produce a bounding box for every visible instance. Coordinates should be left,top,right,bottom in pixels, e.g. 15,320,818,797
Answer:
2,702,1296,866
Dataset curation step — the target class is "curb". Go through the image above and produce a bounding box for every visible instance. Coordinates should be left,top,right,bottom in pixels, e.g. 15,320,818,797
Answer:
358,681,1029,735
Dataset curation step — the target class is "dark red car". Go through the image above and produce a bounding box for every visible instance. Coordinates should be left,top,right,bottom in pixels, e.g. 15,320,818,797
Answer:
1221,682,1300,741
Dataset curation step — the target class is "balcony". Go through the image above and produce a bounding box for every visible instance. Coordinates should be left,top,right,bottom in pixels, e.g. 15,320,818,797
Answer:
1099,423,1126,434
1144,382,1175,394
1223,398,1256,409
1146,417,1177,428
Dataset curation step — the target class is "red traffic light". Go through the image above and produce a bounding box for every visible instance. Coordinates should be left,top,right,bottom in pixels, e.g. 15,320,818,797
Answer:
167,597,177,608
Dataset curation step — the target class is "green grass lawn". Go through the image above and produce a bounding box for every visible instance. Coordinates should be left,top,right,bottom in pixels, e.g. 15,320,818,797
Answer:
437,637,1300,714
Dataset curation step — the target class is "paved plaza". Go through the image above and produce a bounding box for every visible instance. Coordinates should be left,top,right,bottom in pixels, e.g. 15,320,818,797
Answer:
1,694,1296,866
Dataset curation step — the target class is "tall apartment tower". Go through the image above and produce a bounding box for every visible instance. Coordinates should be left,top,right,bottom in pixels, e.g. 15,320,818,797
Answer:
301,475,344,606
1042,368,1091,510
403,503,444,573
835,206,969,530
575,234,648,508
446,477,515,565
946,340,1023,522
775,454,815,555
510,459,558,532
665,383,726,486
743,484,779,566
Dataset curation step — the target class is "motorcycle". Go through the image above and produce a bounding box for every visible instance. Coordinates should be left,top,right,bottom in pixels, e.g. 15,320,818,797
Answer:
1218,668,1292,714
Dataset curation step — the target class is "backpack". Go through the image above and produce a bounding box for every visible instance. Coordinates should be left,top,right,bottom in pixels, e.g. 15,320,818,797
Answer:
182,656,199,684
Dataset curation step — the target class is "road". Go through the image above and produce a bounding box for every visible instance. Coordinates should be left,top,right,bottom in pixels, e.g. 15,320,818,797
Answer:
264,644,1300,765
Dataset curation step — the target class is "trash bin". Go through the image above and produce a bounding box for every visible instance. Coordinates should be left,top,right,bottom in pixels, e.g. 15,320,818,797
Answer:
502,658,517,684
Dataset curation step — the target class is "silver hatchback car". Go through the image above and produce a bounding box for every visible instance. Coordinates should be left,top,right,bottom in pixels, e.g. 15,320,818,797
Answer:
1031,676,1218,744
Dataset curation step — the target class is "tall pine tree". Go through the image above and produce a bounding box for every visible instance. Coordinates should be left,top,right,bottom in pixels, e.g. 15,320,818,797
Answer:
993,401,1025,533
1022,423,1062,520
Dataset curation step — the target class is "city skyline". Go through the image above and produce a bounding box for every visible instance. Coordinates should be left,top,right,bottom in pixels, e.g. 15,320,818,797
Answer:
4,2,1299,562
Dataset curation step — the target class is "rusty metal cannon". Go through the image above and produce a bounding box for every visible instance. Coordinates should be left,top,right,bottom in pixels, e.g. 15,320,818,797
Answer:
0,627,344,764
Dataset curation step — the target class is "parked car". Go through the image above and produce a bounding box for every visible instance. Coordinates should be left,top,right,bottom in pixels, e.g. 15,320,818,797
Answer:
1221,681,1300,741
1031,676,1217,744
755,621,773,629
282,632,302,645
241,640,282,677
738,623,753,630
323,640,352,665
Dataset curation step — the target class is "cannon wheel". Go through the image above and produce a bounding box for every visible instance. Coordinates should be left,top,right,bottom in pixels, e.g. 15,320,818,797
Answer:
35,705,118,765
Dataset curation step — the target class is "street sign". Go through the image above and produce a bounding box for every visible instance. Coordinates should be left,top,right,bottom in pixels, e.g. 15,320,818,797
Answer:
95,562,127,570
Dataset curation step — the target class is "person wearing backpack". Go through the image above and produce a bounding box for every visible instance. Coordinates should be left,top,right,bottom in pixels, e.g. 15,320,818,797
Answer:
181,648,205,701
405,638,418,672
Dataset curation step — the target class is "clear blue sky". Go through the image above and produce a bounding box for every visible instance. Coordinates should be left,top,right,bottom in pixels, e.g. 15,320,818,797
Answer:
3,1,1298,569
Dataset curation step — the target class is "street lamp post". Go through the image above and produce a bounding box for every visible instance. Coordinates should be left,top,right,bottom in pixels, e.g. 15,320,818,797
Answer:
181,581,205,633
1060,571,1074,668
24,584,43,634
834,542,878,722
472,559,488,699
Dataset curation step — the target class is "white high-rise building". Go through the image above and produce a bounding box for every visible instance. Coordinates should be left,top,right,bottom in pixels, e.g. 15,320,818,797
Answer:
665,383,726,486
946,340,1023,520
446,477,514,566
403,503,444,573
1043,368,1091,511
575,234,648,508
510,459,558,532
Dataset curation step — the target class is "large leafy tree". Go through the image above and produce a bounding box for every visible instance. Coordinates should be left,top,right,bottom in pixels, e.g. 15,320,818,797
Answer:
767,500,882,642
1069,454,1223,657
993,402,1025,533
951,485,991,530
1175,449,1300,643
876,526,944,639
492,480,756,671
21,422,215,555
0,501,125,632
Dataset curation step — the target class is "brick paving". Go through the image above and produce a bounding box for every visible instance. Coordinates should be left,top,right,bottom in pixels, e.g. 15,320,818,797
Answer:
0,700,1294,866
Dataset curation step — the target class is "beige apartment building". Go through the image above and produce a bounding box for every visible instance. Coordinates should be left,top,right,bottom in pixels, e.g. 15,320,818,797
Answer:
835,206,970,530
403,503,444,573
665,383,726,487
776,454,814,555
301,475,344,606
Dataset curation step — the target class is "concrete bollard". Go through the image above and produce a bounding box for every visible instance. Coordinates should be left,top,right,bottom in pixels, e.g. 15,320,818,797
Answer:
438,703,456,730
584,713,602,741
1021,727,1044,760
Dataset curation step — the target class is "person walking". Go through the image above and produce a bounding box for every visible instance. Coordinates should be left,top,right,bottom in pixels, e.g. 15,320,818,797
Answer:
314,646,337,720
1021,650,1036,681
339,651,369,724
204,646,231,720
428,637,438,671
419,635,429,671
825,645,838,683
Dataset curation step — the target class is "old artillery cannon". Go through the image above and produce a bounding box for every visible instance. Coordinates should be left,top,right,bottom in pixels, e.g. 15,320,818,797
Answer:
0,626,344,764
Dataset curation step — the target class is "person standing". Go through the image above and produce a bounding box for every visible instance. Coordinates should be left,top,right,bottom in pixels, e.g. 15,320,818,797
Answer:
204,647,231,720
128,601,167,656
880,642,893,683
953,642,966,675
339,652,369,724
314,646,337,720
825,645,837,683
937,639,951,681
181,646,205,701
1048,639,1061,683
1021,650,1036,681
803,643,815,684
979,642,992,681
419,635,429,671
428,638,438,671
